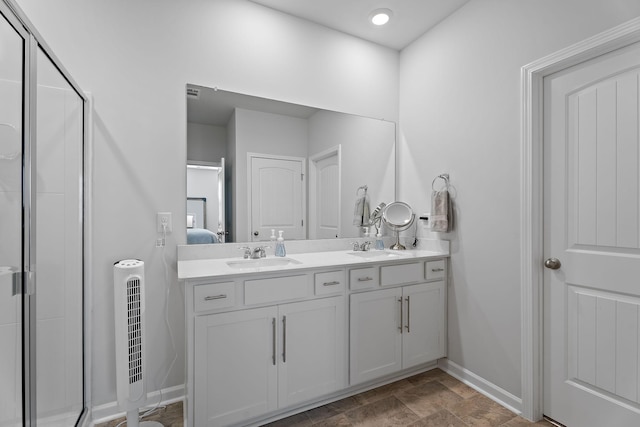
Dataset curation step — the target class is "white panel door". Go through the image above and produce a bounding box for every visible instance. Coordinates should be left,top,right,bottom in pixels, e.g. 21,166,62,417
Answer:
250,155,305,241
277,296,346,407
402,282,446,369
544,41,640,426
309,148,340,239
194,307,278,427
350,287,403,385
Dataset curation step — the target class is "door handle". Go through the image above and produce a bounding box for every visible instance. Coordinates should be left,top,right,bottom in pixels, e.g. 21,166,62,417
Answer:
2,268,27,296
272,318,276,366
544,258,561,270
405,296,411,333
282,315,287,363
398,297,403,333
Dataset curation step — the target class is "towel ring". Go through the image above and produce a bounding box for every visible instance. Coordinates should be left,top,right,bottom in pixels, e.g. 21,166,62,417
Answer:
356,185,368,195
432,174,450,191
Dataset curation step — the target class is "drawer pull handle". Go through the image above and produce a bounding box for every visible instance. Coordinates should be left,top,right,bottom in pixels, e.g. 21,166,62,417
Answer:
323,281,340,286
357,277,373,282
204,294,227,301
431,268,444,272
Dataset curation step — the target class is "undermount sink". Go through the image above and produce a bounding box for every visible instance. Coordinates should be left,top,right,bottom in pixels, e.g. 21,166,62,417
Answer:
347,250,407,259
226,257,302,269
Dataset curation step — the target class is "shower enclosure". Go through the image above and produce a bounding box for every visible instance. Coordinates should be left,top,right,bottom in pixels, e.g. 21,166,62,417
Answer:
0,1,87,426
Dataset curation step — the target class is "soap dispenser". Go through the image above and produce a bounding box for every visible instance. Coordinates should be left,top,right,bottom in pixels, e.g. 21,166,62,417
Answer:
374,232,384,250
275,230,286,257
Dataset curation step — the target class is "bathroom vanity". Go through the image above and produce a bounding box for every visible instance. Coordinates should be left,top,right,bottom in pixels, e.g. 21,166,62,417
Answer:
178,244,448,427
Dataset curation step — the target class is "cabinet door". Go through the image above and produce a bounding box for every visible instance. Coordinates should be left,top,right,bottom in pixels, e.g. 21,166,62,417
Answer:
278,296,346,407
402,281,446,369
350,288,403,385
194,306,278,427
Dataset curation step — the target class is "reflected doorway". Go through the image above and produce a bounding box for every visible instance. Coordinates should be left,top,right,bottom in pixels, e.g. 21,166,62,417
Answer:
187,161,227,243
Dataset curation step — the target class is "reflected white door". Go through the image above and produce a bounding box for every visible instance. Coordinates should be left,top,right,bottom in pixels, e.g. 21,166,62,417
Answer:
218,158,226,242
544,41,640,426
309,147,340,239
250,155,305,241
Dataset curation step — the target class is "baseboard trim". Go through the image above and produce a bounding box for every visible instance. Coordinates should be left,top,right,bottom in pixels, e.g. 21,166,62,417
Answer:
89,384,185,426
438,359,523,415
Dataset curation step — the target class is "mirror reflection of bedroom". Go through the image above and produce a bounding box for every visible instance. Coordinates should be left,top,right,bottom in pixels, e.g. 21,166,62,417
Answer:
186,161,229,244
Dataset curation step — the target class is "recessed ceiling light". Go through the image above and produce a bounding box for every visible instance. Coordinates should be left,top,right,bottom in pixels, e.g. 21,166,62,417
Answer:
370,8,392,26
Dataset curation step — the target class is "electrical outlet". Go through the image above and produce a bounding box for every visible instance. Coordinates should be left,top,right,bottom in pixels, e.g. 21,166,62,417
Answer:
157,212,172,233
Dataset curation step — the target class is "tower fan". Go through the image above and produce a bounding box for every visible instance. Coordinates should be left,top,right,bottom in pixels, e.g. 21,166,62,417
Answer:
113,259,163,427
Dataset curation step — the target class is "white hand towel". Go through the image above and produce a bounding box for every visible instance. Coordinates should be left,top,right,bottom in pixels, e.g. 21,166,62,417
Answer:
353,193,370,226
431,190,451,232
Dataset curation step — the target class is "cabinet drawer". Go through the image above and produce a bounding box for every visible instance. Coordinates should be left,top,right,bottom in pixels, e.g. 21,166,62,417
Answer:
194,282,236,312
426,260,446,281
380,262,423,287
315,270,345,295
245,274,308,305
349,267,378,290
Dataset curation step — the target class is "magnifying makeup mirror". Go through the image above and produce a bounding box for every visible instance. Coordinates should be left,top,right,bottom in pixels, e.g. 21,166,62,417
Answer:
382,201,415,250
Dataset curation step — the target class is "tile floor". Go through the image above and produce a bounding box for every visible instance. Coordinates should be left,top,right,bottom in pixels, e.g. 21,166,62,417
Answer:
96,369,554,427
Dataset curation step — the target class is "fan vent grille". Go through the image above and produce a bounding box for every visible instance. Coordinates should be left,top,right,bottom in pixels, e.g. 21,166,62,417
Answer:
126,277,143,384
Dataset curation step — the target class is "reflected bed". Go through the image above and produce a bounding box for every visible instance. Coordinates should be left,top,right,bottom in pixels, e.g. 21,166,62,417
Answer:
187,228,219,244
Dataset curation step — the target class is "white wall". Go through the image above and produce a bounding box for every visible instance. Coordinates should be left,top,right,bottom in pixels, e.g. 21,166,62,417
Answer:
14,0,399,408
186,122,226,163
399,0,640,397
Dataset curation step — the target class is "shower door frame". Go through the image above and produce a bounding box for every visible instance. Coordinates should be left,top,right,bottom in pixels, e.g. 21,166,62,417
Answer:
1,0,89,425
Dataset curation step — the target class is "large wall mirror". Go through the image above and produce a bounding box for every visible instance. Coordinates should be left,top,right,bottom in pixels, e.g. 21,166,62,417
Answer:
186,84,396,244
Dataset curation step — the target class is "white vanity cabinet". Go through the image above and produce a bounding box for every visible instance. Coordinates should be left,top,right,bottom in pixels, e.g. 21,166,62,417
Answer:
189,271,346,427
180,251,448,427
194,306,278,426
349,260,446,385
278,296,346,407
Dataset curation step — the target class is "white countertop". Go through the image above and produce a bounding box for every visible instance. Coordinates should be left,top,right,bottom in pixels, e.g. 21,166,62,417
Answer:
178,249,448,280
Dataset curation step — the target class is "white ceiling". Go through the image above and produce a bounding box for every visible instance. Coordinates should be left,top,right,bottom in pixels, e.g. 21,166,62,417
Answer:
249,0,470,50
187,85,319,127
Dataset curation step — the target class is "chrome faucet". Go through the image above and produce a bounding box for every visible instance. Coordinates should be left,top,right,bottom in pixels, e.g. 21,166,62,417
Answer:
351,241,372,251
252,246,269,259
238,246,270,259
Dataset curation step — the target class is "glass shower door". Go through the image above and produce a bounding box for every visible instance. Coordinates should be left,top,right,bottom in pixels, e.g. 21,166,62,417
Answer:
34,46,84,427
0,8,25,427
